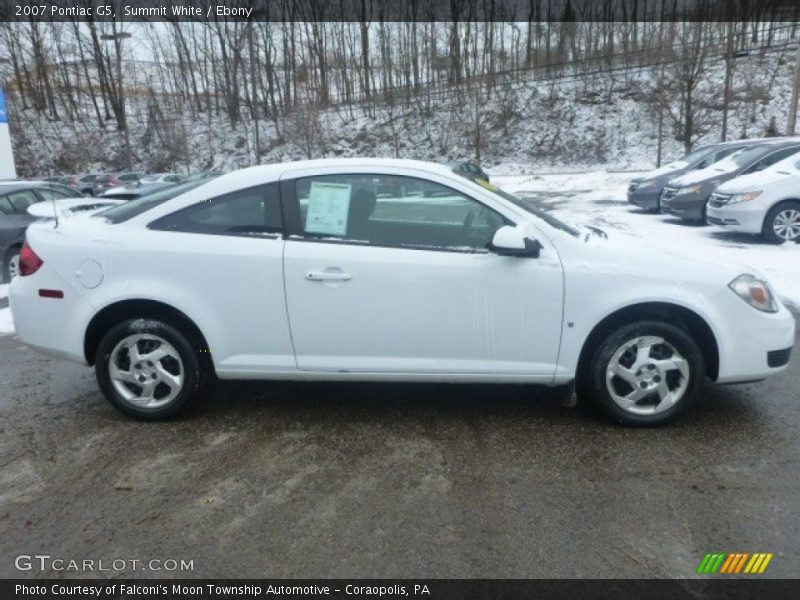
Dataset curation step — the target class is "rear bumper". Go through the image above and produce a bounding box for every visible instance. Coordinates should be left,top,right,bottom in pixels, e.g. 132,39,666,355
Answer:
9,264,93,364
706,204,765,234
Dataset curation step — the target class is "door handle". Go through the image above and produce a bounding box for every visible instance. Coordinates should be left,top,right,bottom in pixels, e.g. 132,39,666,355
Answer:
305,270,352,282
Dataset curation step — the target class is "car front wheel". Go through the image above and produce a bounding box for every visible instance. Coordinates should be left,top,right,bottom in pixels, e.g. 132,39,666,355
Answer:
95,319,205,420
585,321,705,426
763,201,800,244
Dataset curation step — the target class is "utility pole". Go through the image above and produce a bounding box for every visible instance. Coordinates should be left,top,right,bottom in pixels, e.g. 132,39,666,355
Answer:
721,21,735,141
788,42,800,136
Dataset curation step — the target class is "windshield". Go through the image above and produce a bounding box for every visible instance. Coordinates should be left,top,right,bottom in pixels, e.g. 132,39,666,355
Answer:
140,175,162,183
472,179,580,237
676,146,714,167
714,145,772,171
97,178,215,223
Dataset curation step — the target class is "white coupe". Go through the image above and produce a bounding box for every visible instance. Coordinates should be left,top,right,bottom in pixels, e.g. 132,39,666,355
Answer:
9,159,796,425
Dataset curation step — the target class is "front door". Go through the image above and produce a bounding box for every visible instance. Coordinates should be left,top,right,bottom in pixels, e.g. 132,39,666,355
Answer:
282,172,564,380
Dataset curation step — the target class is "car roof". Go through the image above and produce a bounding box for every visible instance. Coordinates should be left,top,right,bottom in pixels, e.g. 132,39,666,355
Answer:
184,158,461,198
229,158,457,180
701,136,800,151
0,181,60,192
719,136,800,148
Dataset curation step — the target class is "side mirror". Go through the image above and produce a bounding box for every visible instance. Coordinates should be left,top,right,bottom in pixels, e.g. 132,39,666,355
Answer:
490,225,542,258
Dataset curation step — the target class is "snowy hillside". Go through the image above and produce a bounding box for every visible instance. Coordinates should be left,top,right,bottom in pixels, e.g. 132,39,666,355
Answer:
8,42,799,177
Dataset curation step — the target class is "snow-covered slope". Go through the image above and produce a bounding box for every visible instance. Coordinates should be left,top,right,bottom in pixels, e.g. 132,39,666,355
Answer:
7,46,799,177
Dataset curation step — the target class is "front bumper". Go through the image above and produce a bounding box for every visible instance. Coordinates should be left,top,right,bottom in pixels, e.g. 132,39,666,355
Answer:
660,190,708,221
706,203,766,234
627,187,661,210
713,288,796,383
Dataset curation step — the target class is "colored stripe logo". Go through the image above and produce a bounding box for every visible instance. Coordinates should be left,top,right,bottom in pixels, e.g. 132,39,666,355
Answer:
697,552,773,574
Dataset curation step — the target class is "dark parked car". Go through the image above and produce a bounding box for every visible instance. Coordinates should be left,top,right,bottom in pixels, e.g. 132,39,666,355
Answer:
0,181,84,281
91,172,145,196
67,174,105,196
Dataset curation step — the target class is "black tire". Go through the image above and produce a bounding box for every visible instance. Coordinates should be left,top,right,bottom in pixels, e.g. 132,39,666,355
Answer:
582,320,705,426
762,201,800,244
2,246,20,283
95,318,206,420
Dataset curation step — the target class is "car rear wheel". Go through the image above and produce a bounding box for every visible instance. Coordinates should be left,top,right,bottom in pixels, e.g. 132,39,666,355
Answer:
95,319,205,420
3,247,20,283
762,201,800,244
584,321,705,426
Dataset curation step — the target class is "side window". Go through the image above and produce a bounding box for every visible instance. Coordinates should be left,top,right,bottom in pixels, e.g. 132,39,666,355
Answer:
293,174,507,251
150,183,283,237
749,147,800,172
37,187,74,202
7,190,40,214
696,147,738,169
0,196,12,215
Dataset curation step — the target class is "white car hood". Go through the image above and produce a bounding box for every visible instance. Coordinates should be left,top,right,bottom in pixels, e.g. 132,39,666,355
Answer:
716,168,798,194
561,228,753,287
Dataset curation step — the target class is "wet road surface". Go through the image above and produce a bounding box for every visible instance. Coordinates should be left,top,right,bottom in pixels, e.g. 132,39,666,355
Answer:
0,322,798,578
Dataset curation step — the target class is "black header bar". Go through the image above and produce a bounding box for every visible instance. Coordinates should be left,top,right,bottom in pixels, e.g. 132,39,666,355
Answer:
0,0,798,22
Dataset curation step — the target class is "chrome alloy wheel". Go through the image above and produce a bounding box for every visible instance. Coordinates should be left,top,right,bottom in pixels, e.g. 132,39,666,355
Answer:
605,335,690,415
773,209,800,241
8,253,19,280
108,334,184,408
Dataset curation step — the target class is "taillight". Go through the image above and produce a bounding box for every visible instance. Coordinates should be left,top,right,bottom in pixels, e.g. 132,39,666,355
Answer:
18,242,44,277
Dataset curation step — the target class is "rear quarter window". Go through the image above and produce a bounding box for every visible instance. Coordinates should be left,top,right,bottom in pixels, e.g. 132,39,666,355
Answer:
149,183,283,237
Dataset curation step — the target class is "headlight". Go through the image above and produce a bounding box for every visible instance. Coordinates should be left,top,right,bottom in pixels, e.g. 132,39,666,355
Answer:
728,191,762,204
676,184,702,196
729,274,778,313
638,180,657,189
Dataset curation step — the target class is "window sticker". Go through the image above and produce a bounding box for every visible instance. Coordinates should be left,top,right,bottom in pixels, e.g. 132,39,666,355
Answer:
305,181,352,235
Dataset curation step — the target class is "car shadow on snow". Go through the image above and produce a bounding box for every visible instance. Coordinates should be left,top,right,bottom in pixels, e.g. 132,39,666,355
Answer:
660,217,709,228
707,230,776,246
626,207,658,215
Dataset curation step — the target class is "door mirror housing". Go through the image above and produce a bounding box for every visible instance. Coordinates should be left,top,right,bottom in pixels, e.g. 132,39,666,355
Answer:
490,225,542,258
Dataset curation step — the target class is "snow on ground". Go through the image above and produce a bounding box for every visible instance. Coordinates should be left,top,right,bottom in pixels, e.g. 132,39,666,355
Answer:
0,283,12,336
494,171,800,310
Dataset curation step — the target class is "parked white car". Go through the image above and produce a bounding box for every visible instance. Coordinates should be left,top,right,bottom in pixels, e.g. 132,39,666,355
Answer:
707,153,800,243
9,159,795,425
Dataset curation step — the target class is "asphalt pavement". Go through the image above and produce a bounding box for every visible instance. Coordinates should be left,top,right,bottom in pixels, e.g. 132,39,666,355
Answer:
0,318,798,579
